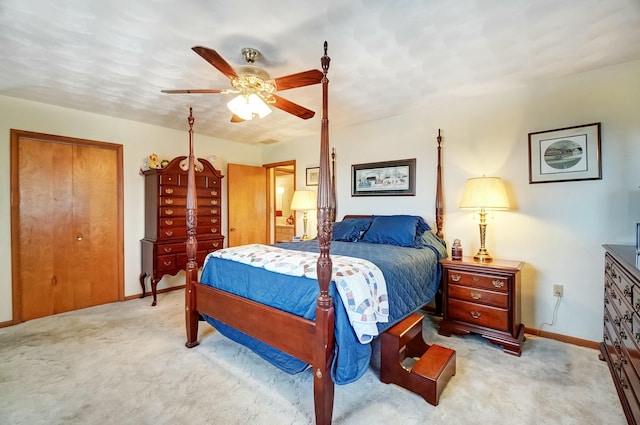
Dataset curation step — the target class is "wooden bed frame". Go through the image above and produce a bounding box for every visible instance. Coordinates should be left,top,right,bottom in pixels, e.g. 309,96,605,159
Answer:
182,42,447,425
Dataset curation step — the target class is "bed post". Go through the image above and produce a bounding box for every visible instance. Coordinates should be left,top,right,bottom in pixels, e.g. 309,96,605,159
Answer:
314,41,335,425
184,108,200,348
435,129,444,239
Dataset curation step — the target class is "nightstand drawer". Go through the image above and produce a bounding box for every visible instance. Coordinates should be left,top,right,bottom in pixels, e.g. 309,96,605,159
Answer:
448,299,509,332
447,271,509,292
448,283,508,308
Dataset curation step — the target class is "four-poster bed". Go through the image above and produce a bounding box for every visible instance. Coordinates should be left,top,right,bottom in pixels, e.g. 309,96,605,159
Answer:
181,43,453,425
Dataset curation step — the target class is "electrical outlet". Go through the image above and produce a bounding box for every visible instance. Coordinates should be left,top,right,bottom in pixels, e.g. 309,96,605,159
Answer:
553,284,564,297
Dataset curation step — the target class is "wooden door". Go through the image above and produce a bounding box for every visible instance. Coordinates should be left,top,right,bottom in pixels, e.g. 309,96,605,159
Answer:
227,163,267,247
11,131,123,322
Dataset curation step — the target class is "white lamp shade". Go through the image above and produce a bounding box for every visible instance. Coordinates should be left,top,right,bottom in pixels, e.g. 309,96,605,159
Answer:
290,190,316,211
459,177,510,210
227,93,272,120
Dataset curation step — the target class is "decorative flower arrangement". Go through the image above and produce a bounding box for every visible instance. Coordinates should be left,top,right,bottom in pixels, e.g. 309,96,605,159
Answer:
139,153,169,174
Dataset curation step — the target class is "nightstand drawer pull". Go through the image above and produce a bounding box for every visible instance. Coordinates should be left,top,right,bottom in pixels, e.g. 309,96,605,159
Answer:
492,279,505,288
451,274,461,282
470,310,482,319
470,291,482,300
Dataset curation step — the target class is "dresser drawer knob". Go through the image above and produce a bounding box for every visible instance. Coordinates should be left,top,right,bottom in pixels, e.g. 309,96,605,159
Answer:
213,243,219,248
211,200,218,205
470,291,482,300
211,209,218,215
163,260,172,266
211,190,218,196
620,330,628,340
472,276,479,282
211,218,218,224
165,198,174,205
164,219,173,226
492,279,505,288
166,209,174,215
451,274,461,282
470,310,481,319
163,247,173,253
165,188,174,194
164,230,173,237
211,228,218,233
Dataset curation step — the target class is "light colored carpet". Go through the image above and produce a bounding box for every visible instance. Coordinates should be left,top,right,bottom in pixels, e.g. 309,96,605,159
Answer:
0,290,627,425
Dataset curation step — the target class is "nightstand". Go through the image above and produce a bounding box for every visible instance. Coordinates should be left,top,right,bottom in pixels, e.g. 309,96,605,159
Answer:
438,257,525,356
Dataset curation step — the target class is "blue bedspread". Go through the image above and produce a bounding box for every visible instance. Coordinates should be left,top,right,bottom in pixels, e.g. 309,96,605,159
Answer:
199,238,445,384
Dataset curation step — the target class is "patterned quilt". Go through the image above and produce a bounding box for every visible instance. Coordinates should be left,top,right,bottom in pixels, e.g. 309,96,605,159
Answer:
210,244,388,343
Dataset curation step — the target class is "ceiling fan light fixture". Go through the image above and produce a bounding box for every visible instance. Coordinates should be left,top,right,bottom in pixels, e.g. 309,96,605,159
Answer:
227,93,272,120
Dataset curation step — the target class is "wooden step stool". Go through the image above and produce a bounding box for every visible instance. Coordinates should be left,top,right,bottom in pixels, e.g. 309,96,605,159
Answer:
380,313,456,405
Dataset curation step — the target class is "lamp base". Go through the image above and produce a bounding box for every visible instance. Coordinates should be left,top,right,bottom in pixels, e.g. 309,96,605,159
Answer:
473,249,493,262
301,235,312,241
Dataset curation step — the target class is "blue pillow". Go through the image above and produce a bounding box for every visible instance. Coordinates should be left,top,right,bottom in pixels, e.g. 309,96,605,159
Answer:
331,218,373,242
361,215,430,248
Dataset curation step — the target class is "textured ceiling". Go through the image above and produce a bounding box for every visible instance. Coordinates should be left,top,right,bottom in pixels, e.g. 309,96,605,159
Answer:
2,0,640,145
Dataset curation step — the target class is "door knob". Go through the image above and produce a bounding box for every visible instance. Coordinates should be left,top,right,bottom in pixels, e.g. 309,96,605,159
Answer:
76,235,83,241
230,227,236,232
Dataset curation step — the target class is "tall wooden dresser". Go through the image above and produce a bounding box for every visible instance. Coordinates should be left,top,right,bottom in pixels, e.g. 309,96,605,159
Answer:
140,156,224,306
601,244,640,424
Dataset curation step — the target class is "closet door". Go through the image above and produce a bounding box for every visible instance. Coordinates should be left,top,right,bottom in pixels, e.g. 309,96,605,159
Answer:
12,132,122,322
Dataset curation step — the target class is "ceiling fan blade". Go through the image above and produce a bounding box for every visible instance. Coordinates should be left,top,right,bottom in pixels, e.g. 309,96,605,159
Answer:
192,46,238,79
230,114,244,123
161,89,223,94
271,94,315,119
274,69,323,91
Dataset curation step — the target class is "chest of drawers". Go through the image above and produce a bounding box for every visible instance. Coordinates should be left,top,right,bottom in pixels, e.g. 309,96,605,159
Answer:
438,257,525,356
139,156,224,305
601,244,640,424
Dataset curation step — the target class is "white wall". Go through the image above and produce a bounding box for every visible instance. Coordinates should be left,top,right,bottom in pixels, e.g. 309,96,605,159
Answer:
0,96,262,322
263,59,640,342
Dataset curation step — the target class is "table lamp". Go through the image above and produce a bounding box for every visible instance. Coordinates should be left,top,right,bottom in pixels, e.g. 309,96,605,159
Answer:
459,176,510,262
290,190,316,240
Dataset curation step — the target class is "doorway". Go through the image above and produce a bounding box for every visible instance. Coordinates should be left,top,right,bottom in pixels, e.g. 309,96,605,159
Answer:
265,161,296,244
10,130,124,323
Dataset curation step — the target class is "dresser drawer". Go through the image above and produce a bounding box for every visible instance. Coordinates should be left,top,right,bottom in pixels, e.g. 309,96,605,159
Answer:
158,185,221,198
448,283,508,308
156,242,185,255
159,206,186,217
604,308,621,362
160,196,187,207
448,299,509,332
447,270,509,292
156,254,177,271
158,227,188,240
198,238,224,251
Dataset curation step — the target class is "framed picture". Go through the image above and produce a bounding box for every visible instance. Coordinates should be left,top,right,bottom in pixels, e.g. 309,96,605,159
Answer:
528,123,601,184
306,167,319,186
351,158,416,196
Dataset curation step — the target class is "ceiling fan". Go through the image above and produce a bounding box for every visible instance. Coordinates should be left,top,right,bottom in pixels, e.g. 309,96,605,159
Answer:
162,46,323,122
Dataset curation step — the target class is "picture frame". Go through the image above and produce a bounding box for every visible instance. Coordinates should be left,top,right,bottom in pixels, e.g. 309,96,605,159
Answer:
305,167,319,186
351,158,416,196
528,123,601,184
